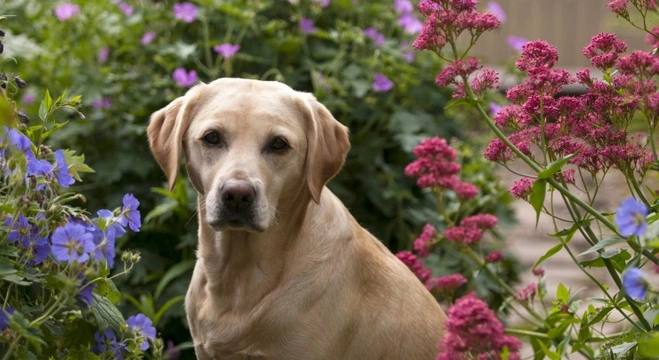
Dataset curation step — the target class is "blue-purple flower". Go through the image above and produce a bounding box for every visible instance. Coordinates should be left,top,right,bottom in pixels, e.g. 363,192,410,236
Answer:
126,314,156,350
50,223,95,263
363,27,385,47
5,215,30,247
92,328,124,359
141,31,156,45
623,267,649,299
6,128,32,155
372,73,394,92
54,3,80,21
28,221,51,266
614,197,649,237
173,2,198,23
213,43,241,59
54,149,75,188
300,18,317,34
92,209,124,269
78,279,97,307
172,68,197,88
26,156,53,177
0,307,15,331
121,194,141,232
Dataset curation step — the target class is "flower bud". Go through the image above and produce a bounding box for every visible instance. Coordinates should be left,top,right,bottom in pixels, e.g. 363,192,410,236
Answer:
14,77,27,89
154,338,164,354
131,253,141,264
0,42,3,55
17,112,29,124
121,251,131,263
0,29,5,37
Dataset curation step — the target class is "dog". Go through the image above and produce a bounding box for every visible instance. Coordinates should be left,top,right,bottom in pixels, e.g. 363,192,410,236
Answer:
147,78,446,359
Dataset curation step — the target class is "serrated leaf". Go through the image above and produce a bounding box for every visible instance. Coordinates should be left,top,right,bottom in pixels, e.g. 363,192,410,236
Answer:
534,243,563,269
91,293,125,333
537,154,576,180
578,237,626,257
529,179,546,228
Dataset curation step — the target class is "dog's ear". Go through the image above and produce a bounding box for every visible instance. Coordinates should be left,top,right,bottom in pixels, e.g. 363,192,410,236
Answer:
301,94,350,204
147,86,203,190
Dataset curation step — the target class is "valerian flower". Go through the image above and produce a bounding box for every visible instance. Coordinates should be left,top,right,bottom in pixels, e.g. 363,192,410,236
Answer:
396,251,432,283
51,223,95,263
623,267,649,299
614,197,649,237
426,273,467,292
413,223,436,258
126,314,157,350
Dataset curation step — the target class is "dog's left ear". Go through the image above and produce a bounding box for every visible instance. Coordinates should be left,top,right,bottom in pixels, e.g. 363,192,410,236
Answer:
301,94,350,204
147,85,203,191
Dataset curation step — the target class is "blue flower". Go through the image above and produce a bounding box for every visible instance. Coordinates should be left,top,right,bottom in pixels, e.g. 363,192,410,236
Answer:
91,328,124,359
614,197,649,237
623,267,649,299
53,149,75,188
5,215,31,247
28,229,50,266
6,128,33,155
0,307,14,331
126,313,156,350
372,73,393,92
26,156,53,177
78,279,97,307
50,223,95,263
121,194,141,232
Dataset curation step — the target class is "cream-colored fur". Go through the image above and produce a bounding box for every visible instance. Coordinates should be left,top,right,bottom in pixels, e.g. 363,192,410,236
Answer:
147,78,446,359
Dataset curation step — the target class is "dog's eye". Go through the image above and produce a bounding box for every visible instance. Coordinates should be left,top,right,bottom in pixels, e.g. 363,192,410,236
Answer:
203,131,222,146
269,137,289,152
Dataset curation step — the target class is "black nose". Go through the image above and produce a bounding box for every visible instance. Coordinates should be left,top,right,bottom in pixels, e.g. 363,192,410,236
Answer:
221,179,255,212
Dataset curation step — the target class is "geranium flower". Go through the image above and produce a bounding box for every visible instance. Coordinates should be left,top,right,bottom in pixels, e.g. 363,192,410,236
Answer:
141,31,156,45
91,328,124,358
213,43,241,59
363,27,385,46
300,18,317,34
78,279,97,307
51,223,94,263
0,307,15,331
54,149,75,188
614,197,649,237
54,3,79,21
486,1,506,22
173,2,198,23
121,193,141,232
371,73,393,92
126,314,157,350
5,215,30,247
623,267,649,299
172,68,197,87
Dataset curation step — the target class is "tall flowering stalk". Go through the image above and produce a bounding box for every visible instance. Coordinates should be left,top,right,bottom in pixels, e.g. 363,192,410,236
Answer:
404,0,659,358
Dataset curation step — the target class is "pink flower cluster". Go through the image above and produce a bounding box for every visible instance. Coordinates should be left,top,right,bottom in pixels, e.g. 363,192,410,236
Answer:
484,34,656,179
396,251,432,283
405,137,479,200
444,214,498,245
414,223,437,257
426,273,468,292
437,293,522,360
515,282,538,302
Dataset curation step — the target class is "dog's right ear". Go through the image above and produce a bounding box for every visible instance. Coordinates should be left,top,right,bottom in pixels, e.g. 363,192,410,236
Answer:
147,86,202,190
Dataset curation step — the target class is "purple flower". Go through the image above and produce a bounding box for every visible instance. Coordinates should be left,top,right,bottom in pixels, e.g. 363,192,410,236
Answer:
363,27,385,47
91,97,112,109
486,1,506,22
121,193,141,232
7,128,32,154
141,31,156,45
300,18,317,34
614,197,649,237
78,279,97,307
27,156,53,177
98,46,110,64
173,2,198,23
213,43,241,59
0,307,14,331
54,3,80,21
22,93,35,105
506,35,529,52
28,234,50,266
5,215,30,247
394,0,414,13
164,340,181,360
126,314,156,350
92,209,124,269
372,73,393,92
92,328,124,359
50,223,95,263
117,1,134,16
54,149,75,188
172,68,197,87
489,103,503,117
313,0,330,7
623,267,649,299
398,13,423,34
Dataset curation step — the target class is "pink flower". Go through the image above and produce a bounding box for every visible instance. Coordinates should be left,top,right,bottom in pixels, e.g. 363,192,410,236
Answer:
141,32,156,45
426,273,468,291
372,73,394,92
98,46,109,64
54,3,80,21
173,2,199,23
405,137,462,189
515,40,559,73
437,293,522,360
506,35,528,52
92,97,112,109
172,68,197,87
486,1,506,22
413,13,445,51
645,27,659,48
485,251,503,263
414,223,436,258
515,282,538,302
300,18,317,34
22,93,35,105
396,251,432,283
117,1,134,16
532,267,545,277
444,225,484,245
509,178,535,199
453,181,478,200
461,214,498,229
213,43,241,59
607,0,629,16
583,32,627,70
363,27,386,47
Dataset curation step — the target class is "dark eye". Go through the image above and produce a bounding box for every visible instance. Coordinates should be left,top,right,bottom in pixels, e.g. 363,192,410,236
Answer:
269,137,289,152
203,131,222,146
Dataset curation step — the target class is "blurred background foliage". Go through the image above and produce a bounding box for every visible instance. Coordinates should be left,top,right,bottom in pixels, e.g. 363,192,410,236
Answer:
2,0,517,357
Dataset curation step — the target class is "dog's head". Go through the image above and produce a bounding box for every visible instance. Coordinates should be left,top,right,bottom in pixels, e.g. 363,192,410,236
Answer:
147,78,350,232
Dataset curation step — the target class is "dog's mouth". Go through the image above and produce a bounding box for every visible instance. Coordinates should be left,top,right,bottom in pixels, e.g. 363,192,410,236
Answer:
207,212,265,233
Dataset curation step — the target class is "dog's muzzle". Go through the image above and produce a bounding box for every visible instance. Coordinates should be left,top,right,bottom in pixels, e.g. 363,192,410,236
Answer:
210,178,261,231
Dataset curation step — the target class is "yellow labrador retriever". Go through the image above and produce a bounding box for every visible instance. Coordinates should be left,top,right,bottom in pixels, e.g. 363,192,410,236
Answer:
147,78,446,359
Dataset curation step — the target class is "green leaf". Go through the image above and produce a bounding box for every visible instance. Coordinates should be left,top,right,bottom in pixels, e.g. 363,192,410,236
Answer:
144,201,179,224
609,341,637,357
444,97,482,110
153,295,184,326
154,259,195,300
534,243,563,269
578,237,626,257
537,154,576,180
96,278,122,304
588,306,613,326
638,333,659,357
556,283,569,304
0,257,16,275
529,179,546,227
91,293,125,333
38,89,52,121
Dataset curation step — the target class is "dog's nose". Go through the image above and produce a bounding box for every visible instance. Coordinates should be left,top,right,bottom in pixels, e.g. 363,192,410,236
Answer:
221,179,256,212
